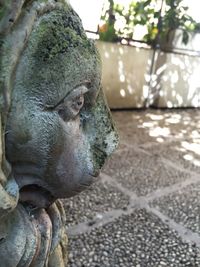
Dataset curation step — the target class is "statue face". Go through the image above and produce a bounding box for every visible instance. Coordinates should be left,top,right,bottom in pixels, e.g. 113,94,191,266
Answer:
5,7,118,207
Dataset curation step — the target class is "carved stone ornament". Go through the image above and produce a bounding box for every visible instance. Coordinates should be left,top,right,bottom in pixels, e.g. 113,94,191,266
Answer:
0,0,118,266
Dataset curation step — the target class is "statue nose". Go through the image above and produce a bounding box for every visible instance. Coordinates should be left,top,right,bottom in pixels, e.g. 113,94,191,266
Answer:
91,123,119,172
93,87,119,158
103,124,119,157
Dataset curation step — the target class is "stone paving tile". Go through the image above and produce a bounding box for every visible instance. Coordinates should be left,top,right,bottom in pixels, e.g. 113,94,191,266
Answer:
68,209,200,267
65,110,200,267
62,181,129,226
103,149,190,196
112,109,200,146
117,124,157,147
151,182,200,234
112,112,163,146
112,109,200,130
145,141,200,173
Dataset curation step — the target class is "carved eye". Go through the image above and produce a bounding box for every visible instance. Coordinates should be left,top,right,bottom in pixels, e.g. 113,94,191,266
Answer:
55,86,88,121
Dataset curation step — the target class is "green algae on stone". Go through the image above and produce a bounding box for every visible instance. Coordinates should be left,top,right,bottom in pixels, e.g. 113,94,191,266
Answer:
32,8,96,62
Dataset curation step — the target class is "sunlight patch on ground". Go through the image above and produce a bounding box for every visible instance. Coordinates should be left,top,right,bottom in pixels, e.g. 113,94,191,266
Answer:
165,115,181,124
146,114,164,121
149,127,171,137
183,154,194,161
127,110,200,169
181,141,200,156
120,89,126,97
156,137,164,143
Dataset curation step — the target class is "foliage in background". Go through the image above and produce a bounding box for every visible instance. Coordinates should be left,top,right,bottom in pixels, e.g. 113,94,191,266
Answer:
98,0,200,46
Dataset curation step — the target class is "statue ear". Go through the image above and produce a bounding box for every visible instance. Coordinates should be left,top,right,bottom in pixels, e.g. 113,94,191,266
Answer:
0,1,24,215
0,0,26,218
0,114,19,219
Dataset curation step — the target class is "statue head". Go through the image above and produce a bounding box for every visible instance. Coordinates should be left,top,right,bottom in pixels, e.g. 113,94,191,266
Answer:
4,2,118,208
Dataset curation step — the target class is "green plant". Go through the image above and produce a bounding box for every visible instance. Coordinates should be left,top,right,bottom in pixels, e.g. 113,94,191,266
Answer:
98,0,119,42
99,0,200,46
161,0,200,45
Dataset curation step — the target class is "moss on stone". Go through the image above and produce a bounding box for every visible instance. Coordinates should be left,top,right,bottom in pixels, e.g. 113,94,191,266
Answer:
0,0,12,22
33,7,96,62
0,6,6,22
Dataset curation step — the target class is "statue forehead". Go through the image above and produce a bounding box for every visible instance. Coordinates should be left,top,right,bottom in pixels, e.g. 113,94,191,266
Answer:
31,7,95,60
13,7,101,102
0,1,102,113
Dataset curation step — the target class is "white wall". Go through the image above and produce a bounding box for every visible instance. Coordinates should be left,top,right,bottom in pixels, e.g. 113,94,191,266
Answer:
97,40,200,108
96,41,153,108
152,51,200,108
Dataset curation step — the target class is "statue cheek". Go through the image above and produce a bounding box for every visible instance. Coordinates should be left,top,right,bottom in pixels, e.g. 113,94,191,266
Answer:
52,134,93,197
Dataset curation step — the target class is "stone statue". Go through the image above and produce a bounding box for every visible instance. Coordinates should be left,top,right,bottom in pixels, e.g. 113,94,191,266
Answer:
0,0,118,266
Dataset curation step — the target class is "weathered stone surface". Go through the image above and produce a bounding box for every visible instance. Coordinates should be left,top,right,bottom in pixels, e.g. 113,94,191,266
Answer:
0,0,118,266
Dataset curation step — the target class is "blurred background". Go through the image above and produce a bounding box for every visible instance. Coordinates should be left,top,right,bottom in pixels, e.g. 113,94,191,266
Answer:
70,0,200,109
66,2,200,266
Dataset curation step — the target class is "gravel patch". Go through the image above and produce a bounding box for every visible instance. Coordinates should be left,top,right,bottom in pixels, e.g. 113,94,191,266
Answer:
151,182,200,234
68,209,200,267
103,149,190,196
62,181,129,226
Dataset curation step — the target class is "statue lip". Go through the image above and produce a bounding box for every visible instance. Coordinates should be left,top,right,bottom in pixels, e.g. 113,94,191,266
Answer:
14,174,56,208
13,168,101,206
19,184,55,208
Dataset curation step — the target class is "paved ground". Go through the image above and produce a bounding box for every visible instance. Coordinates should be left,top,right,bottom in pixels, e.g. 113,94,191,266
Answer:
62,109,200,267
